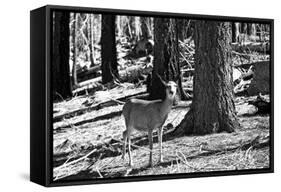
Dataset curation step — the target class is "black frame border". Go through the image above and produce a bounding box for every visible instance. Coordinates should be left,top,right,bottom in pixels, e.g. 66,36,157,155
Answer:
30,4,274,187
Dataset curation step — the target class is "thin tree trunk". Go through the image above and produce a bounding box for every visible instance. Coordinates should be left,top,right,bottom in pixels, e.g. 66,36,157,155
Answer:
232,22,240,43
251,24,256,37
174,21,240,135
127,17,133,40
241,22,247,34
232,22,236,42
116,16,122,37
140,17,150,39
247,23,252,35
72,13,79,87
88,14,95,67
134,17,142,41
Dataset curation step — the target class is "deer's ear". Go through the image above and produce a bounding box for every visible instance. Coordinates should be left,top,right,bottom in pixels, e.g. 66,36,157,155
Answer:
156,74,167,86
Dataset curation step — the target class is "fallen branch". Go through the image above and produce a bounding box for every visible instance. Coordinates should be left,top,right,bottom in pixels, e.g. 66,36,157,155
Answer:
54,110,123,130
179,52,193,69
200,135,269,155
53,90,147,122
54,148,97,173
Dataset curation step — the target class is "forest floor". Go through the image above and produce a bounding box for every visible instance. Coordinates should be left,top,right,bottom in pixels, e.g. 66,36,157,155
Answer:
52,82,271,181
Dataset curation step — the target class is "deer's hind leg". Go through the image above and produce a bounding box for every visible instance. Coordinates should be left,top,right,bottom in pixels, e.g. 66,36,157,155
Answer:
122,130,127,159
123,127,134,167
148,129,153,167
127,128,133,167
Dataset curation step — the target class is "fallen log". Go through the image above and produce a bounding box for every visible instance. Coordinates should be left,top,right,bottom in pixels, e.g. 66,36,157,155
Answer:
234,60,269,70
53,148,98,181
73,64,152,95
77,65,101,82
53,90,148,123
231,42,270,54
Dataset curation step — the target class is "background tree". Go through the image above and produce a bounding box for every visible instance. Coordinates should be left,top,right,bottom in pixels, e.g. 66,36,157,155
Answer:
174,21,240,135
241,22,247,34
247,23,252,35
101,14,119,84
52,11,72,99
72,13,79,87
134,17,142,41
231,22,237,42
149,18,189,100
176,19,193,41
140,17,151,39
88,14,95,67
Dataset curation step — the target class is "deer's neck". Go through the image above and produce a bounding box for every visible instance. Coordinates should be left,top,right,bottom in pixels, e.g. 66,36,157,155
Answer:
159,98,173,117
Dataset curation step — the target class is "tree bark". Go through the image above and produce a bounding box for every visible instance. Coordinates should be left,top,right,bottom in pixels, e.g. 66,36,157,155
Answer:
174,21,240,135
101,14,119,84
52,11,72,100
149,18,189,101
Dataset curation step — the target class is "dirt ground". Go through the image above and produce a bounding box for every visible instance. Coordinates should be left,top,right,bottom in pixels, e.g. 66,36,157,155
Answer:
52,84,270,181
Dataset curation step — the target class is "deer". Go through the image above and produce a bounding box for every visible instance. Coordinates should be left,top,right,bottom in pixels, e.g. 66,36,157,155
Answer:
122,75,177,167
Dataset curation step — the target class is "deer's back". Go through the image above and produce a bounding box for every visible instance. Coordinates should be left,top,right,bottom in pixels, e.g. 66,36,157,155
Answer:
123,98,166,131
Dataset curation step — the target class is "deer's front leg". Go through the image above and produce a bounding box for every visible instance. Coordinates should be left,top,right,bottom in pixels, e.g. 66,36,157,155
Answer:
148,129,153,167
158,127,163,163
128,133,133,167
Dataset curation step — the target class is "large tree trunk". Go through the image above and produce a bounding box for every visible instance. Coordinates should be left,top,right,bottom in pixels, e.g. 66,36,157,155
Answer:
174,21,240,135
101,14,119,84
52,11,72,100
149,18,189,101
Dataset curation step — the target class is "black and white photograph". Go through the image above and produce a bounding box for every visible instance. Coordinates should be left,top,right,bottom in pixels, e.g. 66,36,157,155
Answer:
51,9,272,182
